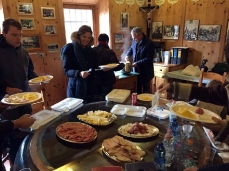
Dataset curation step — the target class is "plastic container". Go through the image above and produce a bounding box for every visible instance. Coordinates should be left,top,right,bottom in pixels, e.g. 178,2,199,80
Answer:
169,100,177,122
146,107,170,119
154,142,166,171
170,118,179,137
163,129,174,167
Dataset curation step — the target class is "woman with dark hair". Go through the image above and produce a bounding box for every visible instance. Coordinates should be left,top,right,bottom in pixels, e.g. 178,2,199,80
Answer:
61,25,99,100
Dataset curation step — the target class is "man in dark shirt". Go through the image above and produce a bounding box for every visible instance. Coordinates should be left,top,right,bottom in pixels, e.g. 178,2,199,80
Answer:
94,33,124,95
0,18,37,166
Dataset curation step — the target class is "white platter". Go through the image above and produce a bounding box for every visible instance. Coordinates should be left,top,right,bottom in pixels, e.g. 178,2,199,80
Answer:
51,98,83,112
29,75,53,84
147,107,170,119
30,110,60,130
106,89,130,103
1,92,42,105
99,64,119,69
110,104,146,117
137,93,153,101
170,104,222,123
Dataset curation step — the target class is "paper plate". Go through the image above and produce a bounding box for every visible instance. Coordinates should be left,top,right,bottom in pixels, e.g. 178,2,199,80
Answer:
99,64,119,69
170,104,222,123
29,75,53,84
1,92,42,105
137,93,153,101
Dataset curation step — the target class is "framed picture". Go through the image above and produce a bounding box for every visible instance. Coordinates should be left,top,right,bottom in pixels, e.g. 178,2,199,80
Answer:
21,35,41,51
198,25,221,42
163,25,180,40
121,12,129,29
184,20,199,40
41,7,55,19
47,43,59,52
44,24,57,35
152,21,163,39
226,20,229,42
114,33,124,43
17,2,33,15
19,18,35,30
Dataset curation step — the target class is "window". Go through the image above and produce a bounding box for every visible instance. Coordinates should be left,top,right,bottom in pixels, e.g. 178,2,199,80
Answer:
63,8,93,43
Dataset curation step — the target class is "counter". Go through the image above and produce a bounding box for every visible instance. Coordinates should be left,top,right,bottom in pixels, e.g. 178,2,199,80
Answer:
13,97,222,171
114,71,139,92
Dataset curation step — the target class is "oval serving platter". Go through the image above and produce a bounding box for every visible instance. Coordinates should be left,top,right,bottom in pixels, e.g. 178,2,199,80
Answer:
56,122,97,143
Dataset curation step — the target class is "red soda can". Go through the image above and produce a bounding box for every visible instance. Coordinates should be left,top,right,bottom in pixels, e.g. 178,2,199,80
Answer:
132,93,137,105
132,100,137,105
132,93,137,101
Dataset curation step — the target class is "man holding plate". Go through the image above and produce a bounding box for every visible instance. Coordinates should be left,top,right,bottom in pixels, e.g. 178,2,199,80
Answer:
0,18,38,166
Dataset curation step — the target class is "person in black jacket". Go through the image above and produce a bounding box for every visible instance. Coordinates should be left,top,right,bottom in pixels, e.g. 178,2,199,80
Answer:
125,27,155,94
94,33,124,95
0,18,38,166
0,114,35,171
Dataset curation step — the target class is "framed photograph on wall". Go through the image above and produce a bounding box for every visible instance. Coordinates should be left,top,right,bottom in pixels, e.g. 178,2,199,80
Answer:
226,21,229,42
41,7,56,19
121,12,129,29
44,24,57,35
19,18,35,30
163,25,179,39
114,33,124,43
184,20,199,40
47,43,59,52
21,35,41,51
198,25,221,42
17,2,33,15
152,21,163,39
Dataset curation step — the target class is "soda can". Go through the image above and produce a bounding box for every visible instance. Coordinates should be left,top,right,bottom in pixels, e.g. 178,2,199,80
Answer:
132,93,137,101
132,100,137,106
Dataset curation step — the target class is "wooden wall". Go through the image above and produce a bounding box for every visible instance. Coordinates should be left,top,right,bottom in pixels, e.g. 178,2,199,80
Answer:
152,0,229,69
0,0,67,110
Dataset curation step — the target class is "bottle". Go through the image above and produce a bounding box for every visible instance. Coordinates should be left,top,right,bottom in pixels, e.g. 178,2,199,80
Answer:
170,118,179,142
169,100,177,122
154,142,166,171
163,129,174,167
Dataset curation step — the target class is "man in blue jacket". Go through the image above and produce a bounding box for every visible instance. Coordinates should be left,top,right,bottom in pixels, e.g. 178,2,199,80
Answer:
125,27,155,94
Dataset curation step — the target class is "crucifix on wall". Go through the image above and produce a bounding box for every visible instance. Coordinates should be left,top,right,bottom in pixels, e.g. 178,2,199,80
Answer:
139,0,159,37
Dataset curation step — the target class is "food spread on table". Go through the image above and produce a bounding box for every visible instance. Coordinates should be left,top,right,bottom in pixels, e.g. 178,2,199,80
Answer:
118,122,159,138
175,107,199,120
102,135,146,162
77,110,117,126
56,122,97,143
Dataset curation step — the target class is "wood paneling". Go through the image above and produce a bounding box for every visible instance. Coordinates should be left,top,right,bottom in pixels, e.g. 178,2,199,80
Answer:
1,0,67,110
63,0,98,5
151,0,229,69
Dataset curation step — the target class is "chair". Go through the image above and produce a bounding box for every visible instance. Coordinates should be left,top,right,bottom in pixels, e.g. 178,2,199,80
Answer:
198,68,228,87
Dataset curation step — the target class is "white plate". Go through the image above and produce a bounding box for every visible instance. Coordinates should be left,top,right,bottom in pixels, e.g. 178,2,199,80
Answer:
30,110,60,130
118,123,159,138
137,93,153,101
147,107,170,119
99,64,119,69
51,98,83,112
170,104,222,123
111,104,146,117
29,75,53,84
1,92,42,105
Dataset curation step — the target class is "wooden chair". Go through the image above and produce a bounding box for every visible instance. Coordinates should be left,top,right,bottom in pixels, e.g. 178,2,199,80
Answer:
198,68,228,87
29,83,48,113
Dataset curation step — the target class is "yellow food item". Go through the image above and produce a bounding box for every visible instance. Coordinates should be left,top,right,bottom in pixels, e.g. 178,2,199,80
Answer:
22,93,38,100
176,107,198,120
142,96,152,101
31,76,50,82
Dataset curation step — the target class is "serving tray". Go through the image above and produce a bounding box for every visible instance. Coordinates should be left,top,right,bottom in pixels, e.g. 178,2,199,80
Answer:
110,104,146,117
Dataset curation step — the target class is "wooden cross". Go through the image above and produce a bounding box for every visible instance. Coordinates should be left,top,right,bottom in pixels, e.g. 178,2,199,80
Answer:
139,0,159,37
